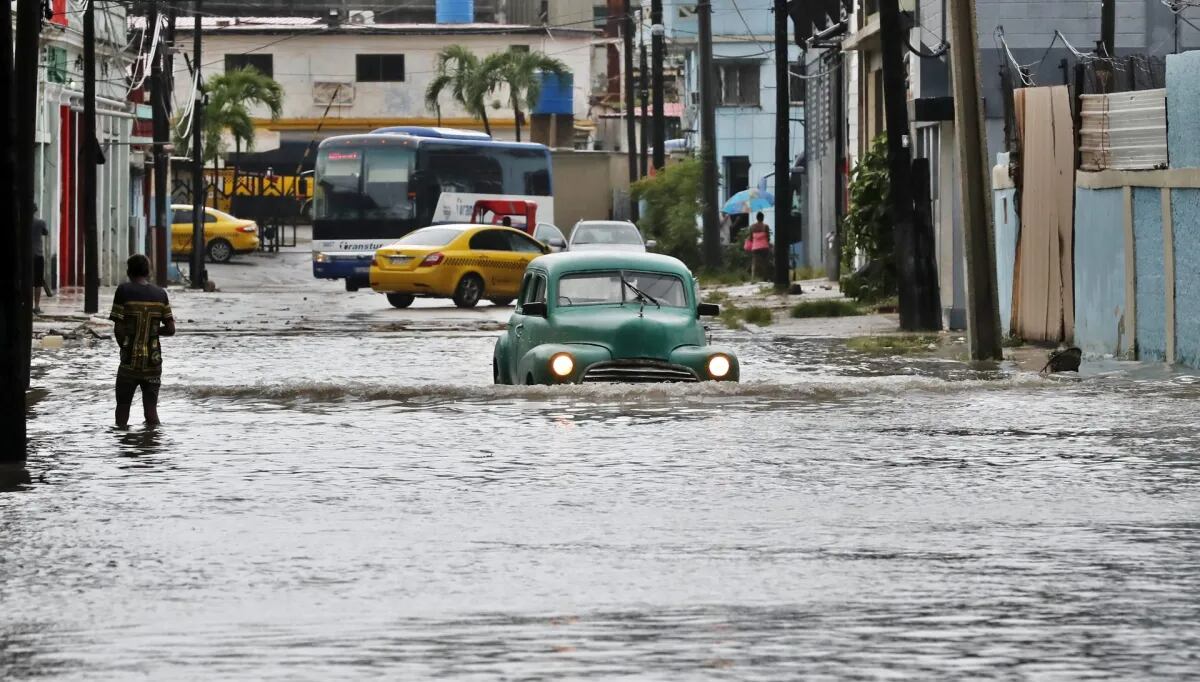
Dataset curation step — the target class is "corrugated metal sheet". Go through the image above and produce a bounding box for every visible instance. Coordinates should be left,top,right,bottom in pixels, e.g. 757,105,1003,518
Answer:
1080,89,1168,171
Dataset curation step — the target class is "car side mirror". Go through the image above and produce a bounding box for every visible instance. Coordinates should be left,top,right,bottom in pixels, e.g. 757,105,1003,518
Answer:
646,239,658,250
548,237,566,248
697,302,720,317
522,301,548,317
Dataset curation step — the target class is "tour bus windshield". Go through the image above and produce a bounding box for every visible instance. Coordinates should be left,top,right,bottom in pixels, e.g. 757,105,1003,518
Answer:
315,147,417,221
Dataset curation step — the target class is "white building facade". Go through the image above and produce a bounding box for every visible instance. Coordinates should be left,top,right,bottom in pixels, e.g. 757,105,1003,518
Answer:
36,0,142,289
170,17,596,147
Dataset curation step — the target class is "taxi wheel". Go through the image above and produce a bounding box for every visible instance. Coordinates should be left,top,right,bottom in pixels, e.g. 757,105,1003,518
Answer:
387,293,415,309
489,298,514,307
453,274,483,308
206,238,233,263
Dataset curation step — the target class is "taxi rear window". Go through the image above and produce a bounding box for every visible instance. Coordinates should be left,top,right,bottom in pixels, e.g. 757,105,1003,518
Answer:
393,228,460,246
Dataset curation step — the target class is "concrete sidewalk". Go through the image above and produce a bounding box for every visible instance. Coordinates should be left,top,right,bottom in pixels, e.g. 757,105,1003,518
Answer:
701,277,901,338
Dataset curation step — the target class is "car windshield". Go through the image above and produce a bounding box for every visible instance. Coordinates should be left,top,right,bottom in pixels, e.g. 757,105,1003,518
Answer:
391,227,461,247
557,270,688,307
571,223,642,245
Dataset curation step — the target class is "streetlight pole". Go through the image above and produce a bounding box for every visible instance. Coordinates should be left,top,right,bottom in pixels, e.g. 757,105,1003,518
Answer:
83,0,99,314
698,0,720,270
190,3,207,290
650,0,665,171
773,0,792,291
623,0,639,219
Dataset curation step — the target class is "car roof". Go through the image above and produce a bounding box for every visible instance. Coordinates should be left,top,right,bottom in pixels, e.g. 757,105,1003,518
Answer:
529,251,693,278
417,223,531,236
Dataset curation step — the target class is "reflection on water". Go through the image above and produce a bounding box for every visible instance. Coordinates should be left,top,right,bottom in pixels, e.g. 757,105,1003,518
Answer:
4,330,1200,679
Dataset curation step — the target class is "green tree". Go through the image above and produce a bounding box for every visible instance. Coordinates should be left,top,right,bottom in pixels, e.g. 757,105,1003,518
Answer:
632,157,703,268
482,49,570,142
199,67,284,162
839,134,897,302
425,45,500,136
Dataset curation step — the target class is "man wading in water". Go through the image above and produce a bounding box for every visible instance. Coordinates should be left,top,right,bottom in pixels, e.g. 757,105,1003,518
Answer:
110,254,176,427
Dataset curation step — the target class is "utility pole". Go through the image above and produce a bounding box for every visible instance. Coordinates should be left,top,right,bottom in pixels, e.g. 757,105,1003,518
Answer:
1100,0,1116,57
773,0,792,291
650,0,666,171
639,39,649,177
82,0,99,314
948,0,1002,360
623,0,638,219
698,0,720,270
150,3,169,285
190,4,207,290
878,0,939,330
15,0,39,393
4,0,40,460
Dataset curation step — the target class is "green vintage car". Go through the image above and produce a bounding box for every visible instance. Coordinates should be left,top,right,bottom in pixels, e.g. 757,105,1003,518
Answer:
493,252,740,384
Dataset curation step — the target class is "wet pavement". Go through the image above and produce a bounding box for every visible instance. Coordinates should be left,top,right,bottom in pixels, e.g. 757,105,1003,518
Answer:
4,248,1200,679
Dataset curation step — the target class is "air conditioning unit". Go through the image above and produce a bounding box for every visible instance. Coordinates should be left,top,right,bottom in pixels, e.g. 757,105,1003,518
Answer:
348,11,374,25
313,82,354,106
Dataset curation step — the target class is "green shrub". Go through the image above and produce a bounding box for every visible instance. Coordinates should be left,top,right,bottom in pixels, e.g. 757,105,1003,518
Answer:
841,134,898,303
790,299,864,319
632,157,703,267
847,335,940,355
742,306,773,326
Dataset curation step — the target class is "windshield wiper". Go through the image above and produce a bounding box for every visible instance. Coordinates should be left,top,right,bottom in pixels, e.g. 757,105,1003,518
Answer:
621,275,660,314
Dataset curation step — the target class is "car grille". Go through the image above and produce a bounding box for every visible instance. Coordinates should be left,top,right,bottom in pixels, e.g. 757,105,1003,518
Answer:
582,361,699,383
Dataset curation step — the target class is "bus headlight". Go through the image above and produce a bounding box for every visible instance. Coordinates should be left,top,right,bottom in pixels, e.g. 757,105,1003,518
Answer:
314,252,330,263
707,354,732,379
550,353,575,378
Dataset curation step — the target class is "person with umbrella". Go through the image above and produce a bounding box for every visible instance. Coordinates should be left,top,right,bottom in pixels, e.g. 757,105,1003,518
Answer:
723,188,775,281
745,211,771,281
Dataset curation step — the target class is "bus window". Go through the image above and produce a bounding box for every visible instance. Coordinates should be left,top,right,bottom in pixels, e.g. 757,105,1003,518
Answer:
363,147,416,219
498,147,552,196
426,145,504,195
315,149,362,220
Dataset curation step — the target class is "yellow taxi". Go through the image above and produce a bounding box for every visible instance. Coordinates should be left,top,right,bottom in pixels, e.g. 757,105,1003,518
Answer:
370,224,549,308
171,205,260,263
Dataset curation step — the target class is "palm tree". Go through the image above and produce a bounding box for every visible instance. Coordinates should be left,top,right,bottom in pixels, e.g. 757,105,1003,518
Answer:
198,67,283,203
425,45,499,136
483,49,570,142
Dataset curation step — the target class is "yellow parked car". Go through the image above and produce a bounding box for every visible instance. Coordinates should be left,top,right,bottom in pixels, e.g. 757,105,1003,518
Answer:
171,205,260,263
370,224,549,308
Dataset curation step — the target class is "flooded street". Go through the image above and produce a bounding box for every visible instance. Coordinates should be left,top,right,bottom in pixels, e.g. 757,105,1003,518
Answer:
5,251,1200,679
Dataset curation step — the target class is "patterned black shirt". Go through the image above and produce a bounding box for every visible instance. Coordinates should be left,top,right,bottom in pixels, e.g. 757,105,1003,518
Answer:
109,282,173,380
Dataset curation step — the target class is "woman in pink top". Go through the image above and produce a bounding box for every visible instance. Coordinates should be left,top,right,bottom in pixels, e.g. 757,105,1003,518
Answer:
746,211,771,281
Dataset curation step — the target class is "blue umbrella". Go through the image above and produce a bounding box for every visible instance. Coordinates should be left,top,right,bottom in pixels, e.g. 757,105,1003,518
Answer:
722,188,775,215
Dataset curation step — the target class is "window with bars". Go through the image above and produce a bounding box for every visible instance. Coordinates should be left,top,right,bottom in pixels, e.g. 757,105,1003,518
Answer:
224,53,274,77
356,54,406,82
717,61,761,107
789,62,806,104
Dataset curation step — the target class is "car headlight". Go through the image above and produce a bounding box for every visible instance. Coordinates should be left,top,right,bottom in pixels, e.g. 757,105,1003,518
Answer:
550,353,575,378
707,354,732,379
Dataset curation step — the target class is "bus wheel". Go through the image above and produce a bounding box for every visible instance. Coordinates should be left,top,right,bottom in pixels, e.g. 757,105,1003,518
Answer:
387,293,415,309
345,280,360,292
453,274,483,308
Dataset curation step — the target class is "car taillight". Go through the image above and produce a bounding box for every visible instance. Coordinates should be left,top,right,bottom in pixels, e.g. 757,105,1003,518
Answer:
421,252,445,267
237,224,257,233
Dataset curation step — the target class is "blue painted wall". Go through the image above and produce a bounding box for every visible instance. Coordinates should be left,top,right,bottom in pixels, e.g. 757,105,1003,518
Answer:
1074,188,1128,356
993,186,1019,334
1167,52,1200,169
1133,188,1167,361
1172,189,1200,366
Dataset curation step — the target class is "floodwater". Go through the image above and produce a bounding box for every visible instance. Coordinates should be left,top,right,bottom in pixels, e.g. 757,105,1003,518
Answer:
4,265,1200,679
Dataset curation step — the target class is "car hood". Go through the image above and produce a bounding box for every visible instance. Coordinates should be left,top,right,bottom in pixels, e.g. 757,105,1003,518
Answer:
568,243,646,253
553,306,703,360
